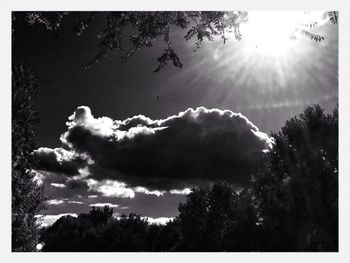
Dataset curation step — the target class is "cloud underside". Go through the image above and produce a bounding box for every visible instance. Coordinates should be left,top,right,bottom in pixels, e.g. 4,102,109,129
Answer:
35,106,272,192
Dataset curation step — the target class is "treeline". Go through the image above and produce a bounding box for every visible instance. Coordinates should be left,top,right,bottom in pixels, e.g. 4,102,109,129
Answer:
39,105,338,252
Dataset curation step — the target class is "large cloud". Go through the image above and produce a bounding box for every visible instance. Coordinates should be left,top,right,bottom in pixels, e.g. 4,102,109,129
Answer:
51,106,273,190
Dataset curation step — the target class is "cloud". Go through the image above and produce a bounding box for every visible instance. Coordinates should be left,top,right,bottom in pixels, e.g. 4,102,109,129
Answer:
169,188,192,195
47,199,65,205
143,217,174,225
50,183,66,188
36,106,273,191
65,106,272,188
40,185,186,219
89,203,119,208
86,179,135,198
33,147,88,175
36,213,78,228
134,187,166,197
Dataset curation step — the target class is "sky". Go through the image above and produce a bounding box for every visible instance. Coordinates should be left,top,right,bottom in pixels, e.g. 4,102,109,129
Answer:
12,11,338,226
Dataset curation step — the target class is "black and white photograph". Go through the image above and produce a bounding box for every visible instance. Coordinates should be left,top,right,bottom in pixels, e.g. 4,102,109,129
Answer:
2,2,349,260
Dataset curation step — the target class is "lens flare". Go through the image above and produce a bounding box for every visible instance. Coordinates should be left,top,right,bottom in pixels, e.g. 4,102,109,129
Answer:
237,11,328,56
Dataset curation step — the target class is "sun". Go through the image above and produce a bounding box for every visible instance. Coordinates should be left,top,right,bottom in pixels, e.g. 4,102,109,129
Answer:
205,11,334,99
237,11,328,56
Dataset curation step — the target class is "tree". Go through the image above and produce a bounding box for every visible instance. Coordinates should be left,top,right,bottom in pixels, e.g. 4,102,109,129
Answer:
80,205,113,225
12,64,45,251
42,207,114,252
100,213,149,251
152,220,180,251
42,208,155,252
177,187,209,251
252,105,338,251
177,182,259,251
13,11,338,72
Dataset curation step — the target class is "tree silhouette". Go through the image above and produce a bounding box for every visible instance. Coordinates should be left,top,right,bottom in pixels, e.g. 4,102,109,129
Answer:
176,182,259,251
152,220,181,251
100,213,149,251
12,64,45,251
42,208,158,252
81,205,113,225
177,187,208,251
252,105,338,251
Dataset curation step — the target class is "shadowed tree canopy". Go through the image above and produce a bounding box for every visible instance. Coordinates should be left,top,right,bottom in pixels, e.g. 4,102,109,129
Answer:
176,182,259,251
40,206,180,252
12,11,338,72
252,104,338,251
12,64,45,251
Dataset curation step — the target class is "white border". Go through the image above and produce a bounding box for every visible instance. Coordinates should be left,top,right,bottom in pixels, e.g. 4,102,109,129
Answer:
1,0,349,262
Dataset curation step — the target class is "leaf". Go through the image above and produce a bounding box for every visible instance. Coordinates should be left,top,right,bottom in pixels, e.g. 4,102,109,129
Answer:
153,47,183,72
300,30,324,42
328,11,338,24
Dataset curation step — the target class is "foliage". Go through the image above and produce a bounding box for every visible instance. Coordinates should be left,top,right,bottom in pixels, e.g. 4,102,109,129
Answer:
252,105,338,251
13,11,338,72
177,182,259,251
298,30,324,42
40,207,179,252
12,64,45,251
328,11,338,24
41,206,114,251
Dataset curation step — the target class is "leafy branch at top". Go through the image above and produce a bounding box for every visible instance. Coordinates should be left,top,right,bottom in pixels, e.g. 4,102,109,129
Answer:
13,11,338,72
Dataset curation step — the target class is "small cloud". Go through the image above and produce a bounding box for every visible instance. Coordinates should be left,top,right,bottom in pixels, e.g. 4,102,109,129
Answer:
89,203,119,208
88,195,98,198
46,199,65,205
50,183,66,188
87,179,135,198
134,186,166,197
169,188,192,195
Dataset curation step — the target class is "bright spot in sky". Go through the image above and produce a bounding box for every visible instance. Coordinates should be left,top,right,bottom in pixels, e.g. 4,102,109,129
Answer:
238,11,329,56
200,10,336,110
36,243,43,251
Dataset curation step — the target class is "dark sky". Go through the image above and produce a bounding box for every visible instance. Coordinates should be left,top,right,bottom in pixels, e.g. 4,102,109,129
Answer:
12,12,338,225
